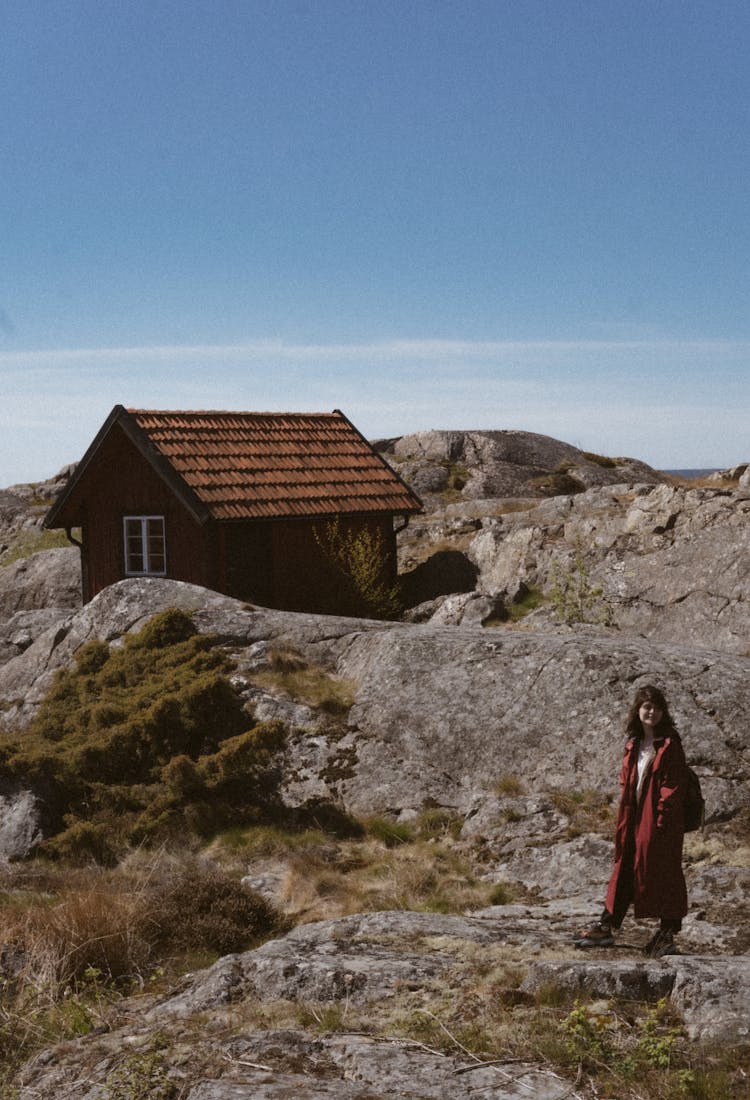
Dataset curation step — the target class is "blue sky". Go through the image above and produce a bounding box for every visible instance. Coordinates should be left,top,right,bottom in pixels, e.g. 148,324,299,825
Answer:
1,0,748,482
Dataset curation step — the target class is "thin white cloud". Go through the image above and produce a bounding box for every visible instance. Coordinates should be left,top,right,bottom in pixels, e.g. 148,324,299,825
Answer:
1,336,750,370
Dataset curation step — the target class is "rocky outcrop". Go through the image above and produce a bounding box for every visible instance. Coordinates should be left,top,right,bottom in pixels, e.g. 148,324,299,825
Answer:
0,467,74,562
376,429,666,504
401,481,750,653
2,436,749,1093
523,955,750,1042
708,463,748,485
0,547,81,622
148,909,745,1029
0,786,42,861
0,469,81,655
0,607,75,665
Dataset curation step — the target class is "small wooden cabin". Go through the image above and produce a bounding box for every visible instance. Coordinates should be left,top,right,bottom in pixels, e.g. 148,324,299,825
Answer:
45,406,422,616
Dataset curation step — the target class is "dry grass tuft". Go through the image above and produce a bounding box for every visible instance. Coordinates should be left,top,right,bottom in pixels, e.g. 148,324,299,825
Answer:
0,852,281,1002
276,835,503,921
209,814,502,924
494,774,526,797
549,786,614,838
0,850,284,1087
665,472,740,490
255,648,357,715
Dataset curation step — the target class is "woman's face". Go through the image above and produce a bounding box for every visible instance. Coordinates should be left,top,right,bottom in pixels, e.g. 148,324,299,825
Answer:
639,700,663,730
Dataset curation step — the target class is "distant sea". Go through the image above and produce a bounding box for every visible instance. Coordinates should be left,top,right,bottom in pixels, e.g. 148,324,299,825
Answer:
664,469,720,479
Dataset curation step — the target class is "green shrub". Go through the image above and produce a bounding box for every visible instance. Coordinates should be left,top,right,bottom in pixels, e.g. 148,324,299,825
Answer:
558,998,687,1084
0,609,286,861
508,586,545,621
547,542,612,625
46,820,123,867
438,460,470,497
314,517,402,620
131,608,198,649
483,586,546,628
96,1036,178,1100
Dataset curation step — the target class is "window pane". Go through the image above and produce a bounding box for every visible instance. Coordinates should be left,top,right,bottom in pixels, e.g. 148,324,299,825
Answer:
125,519,144,572
147,518,166,573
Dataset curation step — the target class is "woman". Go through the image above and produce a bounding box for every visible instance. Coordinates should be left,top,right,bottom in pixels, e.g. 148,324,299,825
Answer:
575,684,688,957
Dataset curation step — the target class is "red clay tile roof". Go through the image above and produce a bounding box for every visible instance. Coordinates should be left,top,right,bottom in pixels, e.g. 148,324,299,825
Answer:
127,408,422,521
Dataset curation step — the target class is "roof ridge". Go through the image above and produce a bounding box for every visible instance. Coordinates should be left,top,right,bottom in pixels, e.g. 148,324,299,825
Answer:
128,408,340,417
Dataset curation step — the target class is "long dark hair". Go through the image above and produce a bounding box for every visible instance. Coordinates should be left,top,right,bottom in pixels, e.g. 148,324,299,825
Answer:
625,684,676,739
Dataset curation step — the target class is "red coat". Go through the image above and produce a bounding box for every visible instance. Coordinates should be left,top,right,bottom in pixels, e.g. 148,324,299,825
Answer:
605,730,688,921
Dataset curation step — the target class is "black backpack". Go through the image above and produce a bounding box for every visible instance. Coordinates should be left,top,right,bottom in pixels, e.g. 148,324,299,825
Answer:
684,766,705,833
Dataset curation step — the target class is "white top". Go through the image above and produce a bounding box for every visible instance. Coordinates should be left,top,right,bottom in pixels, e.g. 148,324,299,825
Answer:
636,734,656,801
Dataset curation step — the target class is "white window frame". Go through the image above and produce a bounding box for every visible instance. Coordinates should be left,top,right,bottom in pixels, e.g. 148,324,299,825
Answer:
123,515,167,576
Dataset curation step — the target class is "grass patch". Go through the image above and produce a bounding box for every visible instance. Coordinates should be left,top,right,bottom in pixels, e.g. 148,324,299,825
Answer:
507,586,544,621
0,855,281,991
296,1000,352,1033
254,646,357,715
484,586,545,628
666,472,741,490
549,786,614,838
364,815,415,848
381,972,750,1100
96,1036,179,1100
211,823,332,858
0,527,80,567
436,460,471,500
210,815,500,922
581,450,618,468
354,840,498,914
3,819,750,1096
487,882,515,905
529,471,586,497
415,807,464,841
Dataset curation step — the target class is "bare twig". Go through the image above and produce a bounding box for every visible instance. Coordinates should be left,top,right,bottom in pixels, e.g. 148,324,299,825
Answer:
454,1056,533,1075
222,1052,273,1072
380,1034,450,1059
